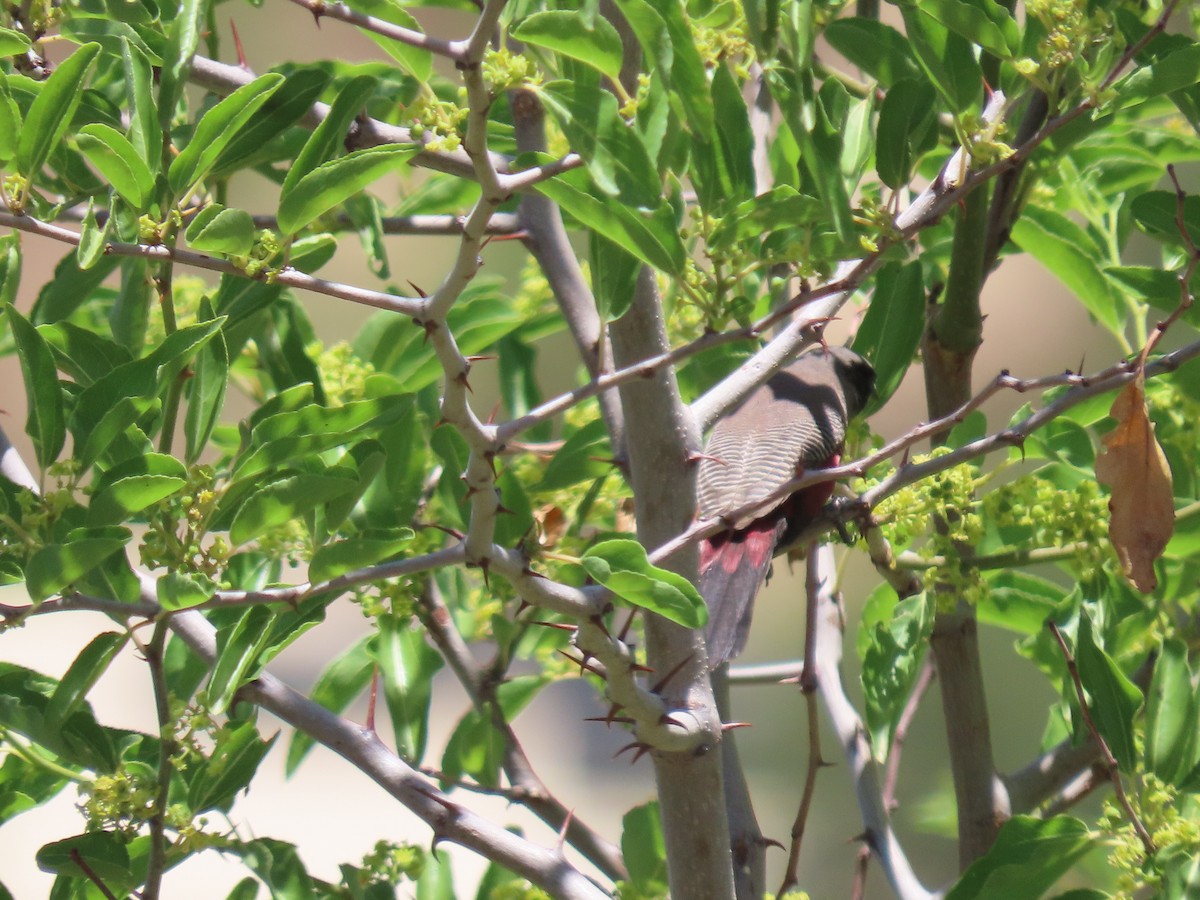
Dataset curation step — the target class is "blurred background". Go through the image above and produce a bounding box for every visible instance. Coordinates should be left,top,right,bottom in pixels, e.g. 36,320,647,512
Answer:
0,2,1158,896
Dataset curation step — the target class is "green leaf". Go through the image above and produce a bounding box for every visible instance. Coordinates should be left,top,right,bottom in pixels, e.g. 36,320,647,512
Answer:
230,473,359,546
945,816,1094,899
899,7,981,113
7,302,65,469
0,26,31,56
208,606,276,716
168,73,285,199
622,802,668,897
88,473,187,525
978,571,1065,635
277,143,420,235
1010,206,1123,336
343,0,431,80
25,532,131,601
1144,638,1198,785
188,722,275,812
44,632,128,731
511,11,624,79
36,832,131,886
876,79,938,189
77,122,156,208
919,0,1019,61
861,591,931,760
853,260,924,411
1130,189,1200,248
309,531,415,584
580,539,708,629
211,68,331,177
286,636,374,774
184,298,229,464
184,205,256,256
1074,611,1142,773
590,230,641,322
541,79,661,207
0,75,22,166
29,249,118,324
532,162,685,273
1120,43,1200,109
285,75,378,194
824,18,921,88
75,396,157,472
121,40,159,175
237,838,316,900
536,418,613,492
370,616,443,763
16,43,101,183
158,0,206,131
441,676,543,788
74,199,110,271
158,570,219,611
711,61,755,200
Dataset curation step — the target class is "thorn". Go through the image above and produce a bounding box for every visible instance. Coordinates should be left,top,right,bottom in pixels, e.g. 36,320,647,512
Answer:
365,664,380,735
478,557,491,589
659,713,686,729
556,809,574,850
630,663,655,674
687,452,726,467
486,400,502,424
587,456,623,467
614,741,652,764
465,354,497,363
530,620,577,632
557,649,605,678
307,0,324,27
651,654,694,694
583,715,636,725
778,674,801,685
762,837,786,852
515,599,531,617
721,721,752,731
455,370,473,393
495,503,513,516
488,230,530,243
413,784,461,815
617,610,639,642
602,702,625,726
230,19,250,69
589,614,612,641
408,280,428,298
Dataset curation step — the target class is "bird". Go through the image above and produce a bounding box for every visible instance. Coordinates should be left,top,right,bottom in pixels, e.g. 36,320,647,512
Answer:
696,346,875,665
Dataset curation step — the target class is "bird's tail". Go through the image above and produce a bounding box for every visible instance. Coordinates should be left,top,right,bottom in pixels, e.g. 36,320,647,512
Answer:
699,517,787,666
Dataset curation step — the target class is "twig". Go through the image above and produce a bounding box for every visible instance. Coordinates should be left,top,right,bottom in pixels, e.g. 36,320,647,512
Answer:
138,621,175,900
1046,621,1155,856
726,660,806,685
285,0,461,60
808,545,934,900
777,544,829,897
0,211,423,316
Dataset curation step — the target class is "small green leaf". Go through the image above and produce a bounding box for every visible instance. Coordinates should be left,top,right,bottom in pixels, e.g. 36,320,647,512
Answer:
876,79,938,189
1144,638,1198,785
158,0,207,131
1120,43,1200,109
168,73,285,199
157,570,219,611
580,539,708,629
1011,206,1123,336
36,832,131,886
285,75,378,194
7,303,65,470
0,75,22,166
16,42,101,184
861,591,931,760
277,143,420,235
286,636,374,773
370,616,443,763
121,40,159,174
342,0,431,80
0,26,31,56
45,632,128,731
77,122,156,208
88,474,187,525
537,418,613,492
1130,189,1200,248
309,531,415,584
900,8,981,113
622,802,668,897
208,606,276,716
229,473,359,546
511,11,624,79
853,260,924,411
188,722,275,812
75,199,110,271
184,298,229,464
185,205,256,256
824,18,921,88
1074,611,1142,773
946,816,1093,899
919,0,1019,61
25,533,131,601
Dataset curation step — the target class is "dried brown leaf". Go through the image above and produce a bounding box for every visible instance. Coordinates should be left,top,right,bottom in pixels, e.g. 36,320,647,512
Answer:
1094,374,1175,592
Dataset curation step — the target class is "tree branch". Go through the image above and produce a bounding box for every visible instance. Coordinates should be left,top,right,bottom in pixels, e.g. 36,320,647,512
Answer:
284,0,461,60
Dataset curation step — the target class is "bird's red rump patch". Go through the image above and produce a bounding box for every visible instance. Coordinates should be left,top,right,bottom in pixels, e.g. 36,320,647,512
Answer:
701,517,779,574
